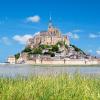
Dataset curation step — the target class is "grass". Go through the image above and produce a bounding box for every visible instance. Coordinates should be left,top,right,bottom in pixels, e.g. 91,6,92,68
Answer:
0,74,100,100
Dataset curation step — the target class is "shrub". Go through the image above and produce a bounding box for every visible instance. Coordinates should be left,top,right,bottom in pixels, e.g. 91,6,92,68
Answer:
56,41,64,47
32,48,42,55
52,45,59,52
22,47,32,53
70,44,85,54
39,45,51,49
15,53,20,59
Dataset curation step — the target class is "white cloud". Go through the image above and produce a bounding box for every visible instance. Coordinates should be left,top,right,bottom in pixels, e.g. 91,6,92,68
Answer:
74,34,79,39
67,32,79,40
96,50,100,55
1,37,11,45
33,32,40,36
13,32,41,44
13,34,33,44
89,33,100,38
27,15,40,23
89,34,98,38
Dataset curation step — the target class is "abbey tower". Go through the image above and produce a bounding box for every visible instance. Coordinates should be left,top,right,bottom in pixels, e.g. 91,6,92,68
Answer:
27,17,70,48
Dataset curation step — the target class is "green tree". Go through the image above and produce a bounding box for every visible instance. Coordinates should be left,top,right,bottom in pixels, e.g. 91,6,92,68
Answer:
52,45,59,52
56,41,64,47
32,48,42,54
39,45,45,49
65,44,68,49
15,53,20,59
22,47,32,53
39,45,51,49
70,44,86,54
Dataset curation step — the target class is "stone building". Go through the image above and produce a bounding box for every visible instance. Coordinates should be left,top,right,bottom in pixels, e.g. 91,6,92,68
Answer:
7,56,16,64
27,17,70,48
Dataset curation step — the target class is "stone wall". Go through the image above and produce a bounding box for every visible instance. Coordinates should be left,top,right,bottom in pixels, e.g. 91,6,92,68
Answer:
26,59,99,65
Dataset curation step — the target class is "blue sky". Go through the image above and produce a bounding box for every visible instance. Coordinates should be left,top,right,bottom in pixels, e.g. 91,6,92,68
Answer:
0,0,100,62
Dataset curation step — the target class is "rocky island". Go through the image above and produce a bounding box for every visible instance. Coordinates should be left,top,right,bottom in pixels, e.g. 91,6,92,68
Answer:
8,17,99,65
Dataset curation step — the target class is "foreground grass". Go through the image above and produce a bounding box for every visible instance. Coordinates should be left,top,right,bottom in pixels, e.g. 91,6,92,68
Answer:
0,74,100,100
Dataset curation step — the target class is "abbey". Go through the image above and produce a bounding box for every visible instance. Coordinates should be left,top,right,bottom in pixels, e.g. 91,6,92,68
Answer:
27,17,70,48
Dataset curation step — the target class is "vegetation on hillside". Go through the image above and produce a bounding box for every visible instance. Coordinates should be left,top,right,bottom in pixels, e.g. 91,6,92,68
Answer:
39,45,51,49
32,48,42,55
22,47,32,53
20,41,86,59
51,45,59,52
0,74,100,100
15,53,20,60
70,44,86,55
22,41,65,57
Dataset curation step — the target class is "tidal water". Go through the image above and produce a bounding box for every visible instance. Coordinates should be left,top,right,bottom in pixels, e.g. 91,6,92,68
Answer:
0,64,100,77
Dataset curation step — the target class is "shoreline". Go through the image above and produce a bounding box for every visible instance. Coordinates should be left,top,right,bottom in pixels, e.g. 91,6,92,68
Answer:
0,63,100,67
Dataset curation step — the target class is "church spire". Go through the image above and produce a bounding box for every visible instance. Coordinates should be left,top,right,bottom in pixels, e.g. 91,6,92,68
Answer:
48,14,53,29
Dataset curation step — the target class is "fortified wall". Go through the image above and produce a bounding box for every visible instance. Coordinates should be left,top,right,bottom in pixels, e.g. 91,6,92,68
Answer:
26,59,99,65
